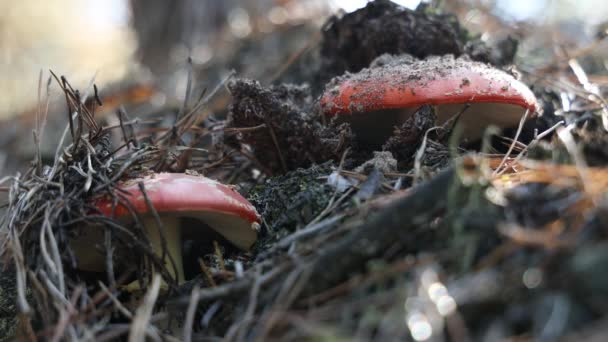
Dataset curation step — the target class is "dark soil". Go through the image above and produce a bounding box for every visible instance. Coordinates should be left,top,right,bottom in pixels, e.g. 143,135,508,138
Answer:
382,104,437,164
317,0,515,85
528,115,608,166
227,79,353,173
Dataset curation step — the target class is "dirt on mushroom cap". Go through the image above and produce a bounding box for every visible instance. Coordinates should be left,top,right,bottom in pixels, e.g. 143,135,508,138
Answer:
321,54,538,116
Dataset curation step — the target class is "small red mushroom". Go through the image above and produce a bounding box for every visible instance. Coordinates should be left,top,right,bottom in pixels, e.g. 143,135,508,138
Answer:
73,173,260,285
320,55,538,145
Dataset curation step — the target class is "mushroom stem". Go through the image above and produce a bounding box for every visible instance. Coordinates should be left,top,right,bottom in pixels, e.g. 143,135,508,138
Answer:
141,216,184,285
70,216,185,287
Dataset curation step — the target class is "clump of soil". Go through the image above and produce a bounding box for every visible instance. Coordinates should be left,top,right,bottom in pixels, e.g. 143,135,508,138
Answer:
354,151,397,174
383,104,437,164
529,115,608,166
227,79,353,173
465,35,519,68
572,119,608,166
318,0,508,83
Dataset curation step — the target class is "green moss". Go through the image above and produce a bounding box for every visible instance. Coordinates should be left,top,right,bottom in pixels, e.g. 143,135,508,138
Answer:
249,162,335,253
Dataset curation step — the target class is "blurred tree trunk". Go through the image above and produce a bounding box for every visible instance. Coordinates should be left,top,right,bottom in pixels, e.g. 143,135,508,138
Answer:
130,0,233,77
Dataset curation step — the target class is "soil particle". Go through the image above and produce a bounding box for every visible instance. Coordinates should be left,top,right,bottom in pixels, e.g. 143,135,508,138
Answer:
354,151,398,174
369,54,477,86
317,0,502,83
368,53,419,69
227,79,353,173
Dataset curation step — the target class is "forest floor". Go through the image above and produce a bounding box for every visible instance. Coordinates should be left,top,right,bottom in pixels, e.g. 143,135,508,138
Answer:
2,1,608,341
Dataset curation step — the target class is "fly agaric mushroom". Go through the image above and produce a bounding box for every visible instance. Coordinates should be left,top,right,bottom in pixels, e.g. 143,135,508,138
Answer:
320,55,538,145
73,173,260,285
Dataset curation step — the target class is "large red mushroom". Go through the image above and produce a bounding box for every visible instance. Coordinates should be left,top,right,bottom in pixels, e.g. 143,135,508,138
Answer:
73,173,260,285
320,55,538,145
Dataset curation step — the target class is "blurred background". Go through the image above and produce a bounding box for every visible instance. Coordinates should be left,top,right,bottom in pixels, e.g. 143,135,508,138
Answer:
1,0,607,119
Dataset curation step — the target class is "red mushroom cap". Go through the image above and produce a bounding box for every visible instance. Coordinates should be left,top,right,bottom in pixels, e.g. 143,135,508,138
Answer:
320,56,538,143
321,56,537,115
93,173,260,249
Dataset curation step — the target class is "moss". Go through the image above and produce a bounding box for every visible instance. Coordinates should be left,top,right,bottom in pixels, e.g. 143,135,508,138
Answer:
0,266,18,342
249,162,335,253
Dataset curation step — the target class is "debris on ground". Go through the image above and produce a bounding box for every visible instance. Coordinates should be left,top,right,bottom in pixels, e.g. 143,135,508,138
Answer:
354,151,398,174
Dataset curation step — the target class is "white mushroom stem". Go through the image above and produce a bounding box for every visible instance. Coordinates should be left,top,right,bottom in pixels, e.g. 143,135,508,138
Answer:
71,215,186,290
141,216,184,285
